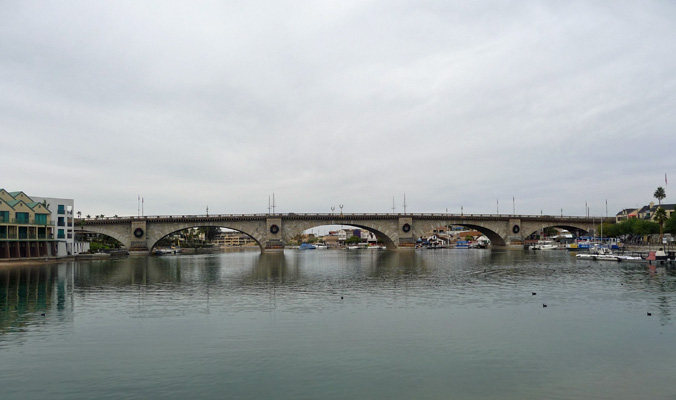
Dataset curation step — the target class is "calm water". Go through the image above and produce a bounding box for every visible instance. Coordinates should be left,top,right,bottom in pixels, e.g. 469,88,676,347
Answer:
2,249,676,399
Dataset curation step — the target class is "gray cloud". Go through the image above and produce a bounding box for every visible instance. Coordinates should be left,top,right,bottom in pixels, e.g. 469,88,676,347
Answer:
2,0,675,218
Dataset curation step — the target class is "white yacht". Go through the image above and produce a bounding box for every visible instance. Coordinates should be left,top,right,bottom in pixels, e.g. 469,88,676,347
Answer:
530,240,559,250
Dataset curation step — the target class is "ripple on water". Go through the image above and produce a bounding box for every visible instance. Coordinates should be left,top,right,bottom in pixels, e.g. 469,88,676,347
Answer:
2,250,676,400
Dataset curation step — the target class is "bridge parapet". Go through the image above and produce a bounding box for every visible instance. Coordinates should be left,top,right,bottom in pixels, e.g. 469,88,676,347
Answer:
77,213,614,224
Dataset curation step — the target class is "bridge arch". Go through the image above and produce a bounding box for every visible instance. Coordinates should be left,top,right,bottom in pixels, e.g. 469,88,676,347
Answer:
406,220,507,247
147,220,267,252
282,220,399,249
520,222,591,239
76,224,131,249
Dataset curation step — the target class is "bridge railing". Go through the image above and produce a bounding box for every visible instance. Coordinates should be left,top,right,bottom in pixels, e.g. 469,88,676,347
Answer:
76,213,612,222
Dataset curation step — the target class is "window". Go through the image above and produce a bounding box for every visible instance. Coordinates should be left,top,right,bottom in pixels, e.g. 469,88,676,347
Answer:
58,217,65,226
36,214,48,225
58,229,65,239
16,212,29,224
0,211,8,223
58,205,65,214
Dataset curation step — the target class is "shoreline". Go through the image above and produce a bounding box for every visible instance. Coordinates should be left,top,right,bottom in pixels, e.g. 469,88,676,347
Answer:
0,256,76,268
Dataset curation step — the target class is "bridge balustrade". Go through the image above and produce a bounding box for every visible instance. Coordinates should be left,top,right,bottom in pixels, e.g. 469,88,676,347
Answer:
78,213,609,221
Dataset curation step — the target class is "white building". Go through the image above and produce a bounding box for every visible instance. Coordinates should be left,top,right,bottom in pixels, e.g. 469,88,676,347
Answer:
31,196,77,256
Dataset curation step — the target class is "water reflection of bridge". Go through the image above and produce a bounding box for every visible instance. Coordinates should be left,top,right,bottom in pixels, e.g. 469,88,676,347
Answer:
77,213,610,254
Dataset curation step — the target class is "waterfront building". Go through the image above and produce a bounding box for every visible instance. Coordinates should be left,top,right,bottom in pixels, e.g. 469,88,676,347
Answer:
615,201,676,222
0,189,76,259
213,231,256,247
633,202,675,221
615,208,638,222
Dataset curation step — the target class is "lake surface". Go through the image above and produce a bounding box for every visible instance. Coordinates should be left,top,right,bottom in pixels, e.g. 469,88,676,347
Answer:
2,249,676,399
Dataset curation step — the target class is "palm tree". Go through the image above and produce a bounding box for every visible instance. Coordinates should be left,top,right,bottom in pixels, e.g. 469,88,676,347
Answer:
654,207,668,242
654,186,666,206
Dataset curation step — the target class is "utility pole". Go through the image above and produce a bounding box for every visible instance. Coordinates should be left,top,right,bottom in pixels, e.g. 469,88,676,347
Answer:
272,193,276,215
392,196,396,214
403,194,407,214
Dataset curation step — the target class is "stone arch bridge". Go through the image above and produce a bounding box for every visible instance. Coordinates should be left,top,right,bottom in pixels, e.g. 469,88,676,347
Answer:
75,213,611,254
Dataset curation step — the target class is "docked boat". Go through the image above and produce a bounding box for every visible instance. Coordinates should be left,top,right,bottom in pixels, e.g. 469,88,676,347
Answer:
299,243,317,250
530,240,559,250
575,246,644,262
476,236,490,248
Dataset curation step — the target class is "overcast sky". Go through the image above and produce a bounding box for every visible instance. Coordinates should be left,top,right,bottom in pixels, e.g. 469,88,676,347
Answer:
2,0,674,218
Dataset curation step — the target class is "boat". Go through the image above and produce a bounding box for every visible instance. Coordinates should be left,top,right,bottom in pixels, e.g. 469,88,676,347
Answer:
530,240,559,250
299,243,316,250
153,248,174,255
575,245,644,262
455,241,470,249
476,236,490,248
314,244,328,250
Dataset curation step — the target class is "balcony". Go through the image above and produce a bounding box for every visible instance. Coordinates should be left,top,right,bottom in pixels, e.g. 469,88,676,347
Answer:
1,218,50,225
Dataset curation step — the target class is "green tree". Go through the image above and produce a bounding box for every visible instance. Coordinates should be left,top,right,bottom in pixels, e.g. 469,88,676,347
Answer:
634,219,659,237
654,186,666,206
664,212,676,234
599,222,621,238
198,226,220,242
654,207,668,241
543,227,558,237
345,235,361,244
290,233,305,245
